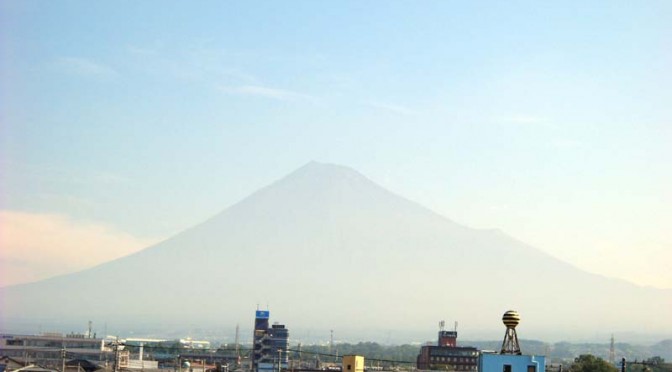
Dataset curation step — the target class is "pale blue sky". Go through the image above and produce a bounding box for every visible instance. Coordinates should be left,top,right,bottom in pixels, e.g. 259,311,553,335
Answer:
1,1,671,287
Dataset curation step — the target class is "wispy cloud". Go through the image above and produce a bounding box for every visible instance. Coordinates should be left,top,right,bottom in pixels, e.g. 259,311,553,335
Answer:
367,101,418,116
126,44,260,86
56,57,119,78
0,210,158,287
218,84,317,103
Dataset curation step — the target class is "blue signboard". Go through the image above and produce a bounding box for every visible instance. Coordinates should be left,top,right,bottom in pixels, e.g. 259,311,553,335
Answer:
256,310,270,319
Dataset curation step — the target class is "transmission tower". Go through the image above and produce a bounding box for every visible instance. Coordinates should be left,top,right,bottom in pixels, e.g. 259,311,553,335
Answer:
609,334,615,364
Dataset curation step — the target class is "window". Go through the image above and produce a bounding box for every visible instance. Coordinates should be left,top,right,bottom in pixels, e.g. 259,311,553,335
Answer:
503,365,512,372
527,366,536,372
347,365,351,370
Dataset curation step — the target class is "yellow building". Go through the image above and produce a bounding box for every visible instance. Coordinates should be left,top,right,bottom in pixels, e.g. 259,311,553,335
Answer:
342,355,364,372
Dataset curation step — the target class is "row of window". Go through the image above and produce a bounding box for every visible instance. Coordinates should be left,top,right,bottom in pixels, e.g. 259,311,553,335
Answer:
429,356,477,363
430,349,478,357
443,365,476,371
4,340,100,349
1,350,104,358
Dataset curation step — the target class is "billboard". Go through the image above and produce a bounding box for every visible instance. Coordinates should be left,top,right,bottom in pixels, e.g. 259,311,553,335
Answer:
255,310,270,319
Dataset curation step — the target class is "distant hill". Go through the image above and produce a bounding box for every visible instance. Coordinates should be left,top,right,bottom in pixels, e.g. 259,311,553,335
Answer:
301,339,672,364
1,162,670,340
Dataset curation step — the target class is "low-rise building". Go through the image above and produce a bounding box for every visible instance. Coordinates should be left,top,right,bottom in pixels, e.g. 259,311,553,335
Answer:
479,353,544,372
342,355,364,372
416,325,479,371
0,333,105,367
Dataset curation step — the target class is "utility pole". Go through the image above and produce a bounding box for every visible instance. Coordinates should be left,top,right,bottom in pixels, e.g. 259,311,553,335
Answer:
297,343,302,370
235,324,240,361
329,330,334,362
113,338,120,372
61,348,67,372
277,349,282,372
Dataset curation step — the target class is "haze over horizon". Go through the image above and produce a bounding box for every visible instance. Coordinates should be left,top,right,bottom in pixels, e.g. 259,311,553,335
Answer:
1,0,671,332
2,161,670,343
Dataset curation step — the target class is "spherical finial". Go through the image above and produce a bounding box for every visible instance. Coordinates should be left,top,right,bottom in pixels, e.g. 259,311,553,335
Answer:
502,310,520,328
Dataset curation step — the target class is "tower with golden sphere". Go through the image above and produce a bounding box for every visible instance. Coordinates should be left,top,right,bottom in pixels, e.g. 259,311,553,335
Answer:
500,310,522,355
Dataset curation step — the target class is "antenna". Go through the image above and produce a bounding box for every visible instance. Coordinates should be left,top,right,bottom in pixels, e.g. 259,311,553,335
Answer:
329,330,334,351
609,334,615,364
235,324,240,360
454,321,458,333
439,321,445,331
330,330,334,362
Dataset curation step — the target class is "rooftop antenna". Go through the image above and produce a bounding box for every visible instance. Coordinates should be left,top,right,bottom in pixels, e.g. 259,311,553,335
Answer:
439,321,445,331
454,321,458,333
88,321,93,338
500,310,522,355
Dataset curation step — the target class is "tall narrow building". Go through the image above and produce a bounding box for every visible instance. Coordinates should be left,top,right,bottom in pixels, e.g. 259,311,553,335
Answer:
252,310,289,372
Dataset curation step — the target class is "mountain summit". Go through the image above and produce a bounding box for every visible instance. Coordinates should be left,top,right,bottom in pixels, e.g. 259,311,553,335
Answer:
1,162,670,339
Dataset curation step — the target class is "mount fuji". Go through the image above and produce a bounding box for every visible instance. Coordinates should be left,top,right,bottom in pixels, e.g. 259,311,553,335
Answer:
1,162,670,341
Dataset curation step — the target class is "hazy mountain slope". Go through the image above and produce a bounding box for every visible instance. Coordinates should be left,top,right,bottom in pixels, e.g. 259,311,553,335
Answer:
1,162,670,339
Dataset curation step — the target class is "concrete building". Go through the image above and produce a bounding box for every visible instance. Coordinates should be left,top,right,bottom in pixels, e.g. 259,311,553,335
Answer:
416,324,479,371
0,333,106,368
342,356,364,372
252,311,289,372
479,354,544,372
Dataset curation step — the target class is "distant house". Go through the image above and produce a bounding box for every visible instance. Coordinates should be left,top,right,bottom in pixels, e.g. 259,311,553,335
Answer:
0,356,29,371
0,360,59,372
12,366,58,372
65,359,101,372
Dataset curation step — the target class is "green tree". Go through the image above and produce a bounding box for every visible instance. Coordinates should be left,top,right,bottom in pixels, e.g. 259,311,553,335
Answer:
569,354,618,372
645,357,665,366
